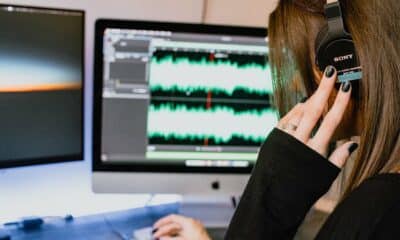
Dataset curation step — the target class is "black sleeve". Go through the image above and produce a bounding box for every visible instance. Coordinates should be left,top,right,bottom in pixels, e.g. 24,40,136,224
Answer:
225,128,340,240
370,195,400,239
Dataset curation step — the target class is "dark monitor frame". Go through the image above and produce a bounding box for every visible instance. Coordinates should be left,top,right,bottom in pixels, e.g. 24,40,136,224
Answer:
0,4,85,169
93,19,268,174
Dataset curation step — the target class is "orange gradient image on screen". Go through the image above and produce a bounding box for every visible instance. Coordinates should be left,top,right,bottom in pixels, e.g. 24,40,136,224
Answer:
0,82,81,92
0,59,82,93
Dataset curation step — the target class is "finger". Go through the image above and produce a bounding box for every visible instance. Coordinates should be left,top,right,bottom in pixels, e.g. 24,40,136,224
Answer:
294,66,336,142
310,81,352,153
328,141,358,168
277,102,305,130
153,222,182,238
160,237,184,240
153,214,185,229
153,215,174,229
282,110,303,135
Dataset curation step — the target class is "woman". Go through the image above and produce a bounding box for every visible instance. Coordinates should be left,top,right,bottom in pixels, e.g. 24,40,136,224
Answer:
152,0,400,239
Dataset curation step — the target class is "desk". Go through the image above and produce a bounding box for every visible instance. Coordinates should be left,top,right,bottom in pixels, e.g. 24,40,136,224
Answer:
3,203,177,240
2,203,229,240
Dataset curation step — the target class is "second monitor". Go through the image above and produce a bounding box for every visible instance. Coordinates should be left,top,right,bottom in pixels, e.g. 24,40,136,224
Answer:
0,4,84,169
93,20,277,195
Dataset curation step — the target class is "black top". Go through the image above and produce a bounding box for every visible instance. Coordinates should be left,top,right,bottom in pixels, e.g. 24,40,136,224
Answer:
225,128,400,240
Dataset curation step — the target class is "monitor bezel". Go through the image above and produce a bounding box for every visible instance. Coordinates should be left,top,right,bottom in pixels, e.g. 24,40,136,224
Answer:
93,19,269,174
0,4,85,169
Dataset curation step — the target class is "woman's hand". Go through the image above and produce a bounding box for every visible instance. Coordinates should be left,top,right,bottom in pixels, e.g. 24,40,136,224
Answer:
277,66,358,168
153,214,211,240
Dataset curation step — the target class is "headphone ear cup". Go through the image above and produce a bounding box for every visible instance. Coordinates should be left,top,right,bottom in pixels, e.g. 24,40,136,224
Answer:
315,24,329,70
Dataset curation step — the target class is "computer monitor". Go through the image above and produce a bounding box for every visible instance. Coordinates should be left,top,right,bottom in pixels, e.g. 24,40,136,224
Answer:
0,5,84,169
93,19,277,195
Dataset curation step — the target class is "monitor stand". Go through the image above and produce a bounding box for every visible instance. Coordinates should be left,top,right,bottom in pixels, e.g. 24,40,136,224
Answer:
176,196,237,240
178,196,237,228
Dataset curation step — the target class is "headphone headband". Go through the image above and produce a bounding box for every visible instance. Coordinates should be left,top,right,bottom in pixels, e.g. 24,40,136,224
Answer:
325,1,347,38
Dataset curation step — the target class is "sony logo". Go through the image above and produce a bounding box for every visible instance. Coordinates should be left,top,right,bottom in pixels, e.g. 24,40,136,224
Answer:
334,54,353,62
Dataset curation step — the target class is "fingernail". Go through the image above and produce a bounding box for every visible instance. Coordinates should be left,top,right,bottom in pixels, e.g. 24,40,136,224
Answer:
341,81,351,92
348,143,358,154
152,228,158,234
325,65,336,78
300,96,308,103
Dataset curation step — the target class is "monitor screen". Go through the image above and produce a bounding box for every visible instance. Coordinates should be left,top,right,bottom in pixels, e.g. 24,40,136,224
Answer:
0,5,84,168
94,20,277,173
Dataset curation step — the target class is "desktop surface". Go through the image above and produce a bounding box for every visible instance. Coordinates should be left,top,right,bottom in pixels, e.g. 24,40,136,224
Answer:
2,203,229,240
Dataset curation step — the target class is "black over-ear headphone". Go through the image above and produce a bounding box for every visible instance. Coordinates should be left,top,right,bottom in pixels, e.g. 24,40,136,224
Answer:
315,0,362,82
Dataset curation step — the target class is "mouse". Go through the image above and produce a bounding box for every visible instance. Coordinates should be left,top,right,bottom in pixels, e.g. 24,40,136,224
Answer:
132,227,154,240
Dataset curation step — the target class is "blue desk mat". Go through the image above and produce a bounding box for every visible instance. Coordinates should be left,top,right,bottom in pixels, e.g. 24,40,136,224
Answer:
2,203,179,240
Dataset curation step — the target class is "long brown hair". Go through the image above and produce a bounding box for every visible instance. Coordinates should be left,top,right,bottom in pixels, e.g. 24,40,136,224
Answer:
269,0,400,196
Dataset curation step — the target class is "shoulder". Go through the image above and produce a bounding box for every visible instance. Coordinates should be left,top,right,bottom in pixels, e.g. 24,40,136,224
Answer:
316,174,400,240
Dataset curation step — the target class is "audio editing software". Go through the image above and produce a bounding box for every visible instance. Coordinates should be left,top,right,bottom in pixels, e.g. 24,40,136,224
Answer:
101,28,277,167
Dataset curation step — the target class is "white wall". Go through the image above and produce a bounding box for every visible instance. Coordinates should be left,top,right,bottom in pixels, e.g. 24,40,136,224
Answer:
0,0,278,223
204,0,278,27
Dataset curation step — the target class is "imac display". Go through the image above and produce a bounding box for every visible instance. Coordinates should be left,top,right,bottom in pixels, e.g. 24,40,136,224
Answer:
93,20,277,194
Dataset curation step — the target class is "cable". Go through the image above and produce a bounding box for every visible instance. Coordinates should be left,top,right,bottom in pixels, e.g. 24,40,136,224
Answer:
103,215,129,240
3,217,43,230
43,214,74,222
145,194,155,207
201,0,209,23
144,194,160,224
3,214,74,230
3,222,19,227
231,196,237,209
231,195,242,209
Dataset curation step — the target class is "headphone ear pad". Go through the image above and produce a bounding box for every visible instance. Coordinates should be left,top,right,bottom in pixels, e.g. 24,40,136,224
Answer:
315,24,329,69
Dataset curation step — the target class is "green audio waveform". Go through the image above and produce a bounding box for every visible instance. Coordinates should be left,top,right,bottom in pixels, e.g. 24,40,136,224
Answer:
149,56,273,95
152,51,268,69
150,103,270,116
149,132,264,145
147,103,278,144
